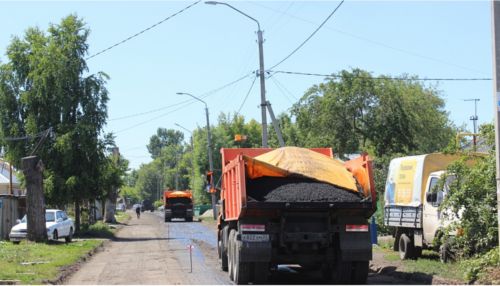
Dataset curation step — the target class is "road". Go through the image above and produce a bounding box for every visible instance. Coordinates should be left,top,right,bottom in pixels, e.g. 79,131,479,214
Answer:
65,211,230,285
65,211,432,285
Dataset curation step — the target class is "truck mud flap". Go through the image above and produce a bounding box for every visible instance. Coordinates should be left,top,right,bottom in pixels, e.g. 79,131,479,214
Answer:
239,240,272,263
338,218,372,261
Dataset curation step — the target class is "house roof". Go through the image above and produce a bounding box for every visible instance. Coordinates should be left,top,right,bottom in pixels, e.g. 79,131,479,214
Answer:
0,160,20,186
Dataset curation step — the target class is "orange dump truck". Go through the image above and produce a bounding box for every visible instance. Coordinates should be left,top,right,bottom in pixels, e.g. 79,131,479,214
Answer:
216,147,376,284
163,190,194,222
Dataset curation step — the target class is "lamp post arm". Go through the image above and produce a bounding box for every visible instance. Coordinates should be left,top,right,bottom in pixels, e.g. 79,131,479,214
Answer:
209,1,261,30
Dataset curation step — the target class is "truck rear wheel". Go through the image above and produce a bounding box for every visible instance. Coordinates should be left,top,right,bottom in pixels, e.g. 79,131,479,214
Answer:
233,231,250,284
251,262,269,284
218,230,228,271
399,233,414,260
351,261,369,284
334,260,352,283
228,230,236,281
186,217,193,222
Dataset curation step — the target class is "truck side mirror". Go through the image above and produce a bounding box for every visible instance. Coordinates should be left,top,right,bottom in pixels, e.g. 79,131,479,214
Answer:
426,192,437,203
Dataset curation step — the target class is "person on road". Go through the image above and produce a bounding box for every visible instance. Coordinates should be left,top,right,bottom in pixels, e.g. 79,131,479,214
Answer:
134,204,141,219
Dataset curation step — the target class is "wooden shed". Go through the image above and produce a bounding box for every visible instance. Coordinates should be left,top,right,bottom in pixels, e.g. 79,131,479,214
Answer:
0,195,25,240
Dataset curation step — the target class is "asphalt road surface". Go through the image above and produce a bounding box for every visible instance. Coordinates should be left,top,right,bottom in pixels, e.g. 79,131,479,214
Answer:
65,211,427,285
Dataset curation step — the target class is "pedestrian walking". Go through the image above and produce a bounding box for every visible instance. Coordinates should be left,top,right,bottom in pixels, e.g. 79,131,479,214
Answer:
133,203,141,219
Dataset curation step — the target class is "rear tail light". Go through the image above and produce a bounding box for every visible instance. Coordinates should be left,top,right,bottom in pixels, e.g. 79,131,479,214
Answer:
345,224,369,232
241,224,265,232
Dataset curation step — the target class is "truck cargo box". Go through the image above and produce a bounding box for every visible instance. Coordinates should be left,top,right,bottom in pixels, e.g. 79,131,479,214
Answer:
220,147,375,221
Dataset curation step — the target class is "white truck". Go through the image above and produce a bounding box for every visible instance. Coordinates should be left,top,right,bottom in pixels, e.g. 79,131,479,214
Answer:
383,153,464,261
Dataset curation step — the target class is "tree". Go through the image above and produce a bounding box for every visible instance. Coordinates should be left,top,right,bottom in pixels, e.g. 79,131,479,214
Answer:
101,147,128,223
147,128,184,159
291,69,454,157
440,124,498,257
0,15,111,231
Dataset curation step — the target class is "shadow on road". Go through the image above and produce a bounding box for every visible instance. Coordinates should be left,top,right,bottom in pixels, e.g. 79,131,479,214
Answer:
113,237,178,242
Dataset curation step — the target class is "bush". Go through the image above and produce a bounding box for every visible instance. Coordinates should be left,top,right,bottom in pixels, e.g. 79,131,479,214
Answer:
460,247,500,283
79,221,114,238
440,152,498,257
154,199,163,209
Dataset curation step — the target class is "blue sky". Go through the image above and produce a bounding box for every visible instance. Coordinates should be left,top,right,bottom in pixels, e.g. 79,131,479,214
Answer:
0,1,493,169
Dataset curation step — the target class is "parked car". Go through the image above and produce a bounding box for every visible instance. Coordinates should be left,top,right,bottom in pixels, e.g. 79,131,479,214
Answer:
9,209,75,244
116,203,126,212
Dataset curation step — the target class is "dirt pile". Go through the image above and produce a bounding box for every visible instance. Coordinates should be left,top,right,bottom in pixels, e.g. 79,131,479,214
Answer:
246,177,364,203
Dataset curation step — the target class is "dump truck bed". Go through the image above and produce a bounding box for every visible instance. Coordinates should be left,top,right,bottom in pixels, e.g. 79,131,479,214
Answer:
221,148,375,221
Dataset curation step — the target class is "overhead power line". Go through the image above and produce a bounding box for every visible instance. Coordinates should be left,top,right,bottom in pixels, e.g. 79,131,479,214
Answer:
271,70,492,82
115,99,195,134
86,1,200,60
199,72,254,99
109,99,193,121
253,2,484,75
111,72,253,134
269,0,345,70
237,73,258,114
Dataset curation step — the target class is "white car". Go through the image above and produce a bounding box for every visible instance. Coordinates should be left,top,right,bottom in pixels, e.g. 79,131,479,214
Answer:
9,209,75,244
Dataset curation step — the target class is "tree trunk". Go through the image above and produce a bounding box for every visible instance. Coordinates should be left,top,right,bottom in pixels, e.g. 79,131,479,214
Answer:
75,199,81,233
103,188,117,223
22,156,47,242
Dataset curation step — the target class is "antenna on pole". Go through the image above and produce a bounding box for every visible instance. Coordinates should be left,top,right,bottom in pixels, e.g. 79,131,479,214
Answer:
464,98,480,149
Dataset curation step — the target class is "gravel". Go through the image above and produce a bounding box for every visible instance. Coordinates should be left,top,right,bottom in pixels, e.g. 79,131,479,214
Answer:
246,176,364,203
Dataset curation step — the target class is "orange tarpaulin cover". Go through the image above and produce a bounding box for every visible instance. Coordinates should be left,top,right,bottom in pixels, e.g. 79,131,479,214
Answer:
244,147,358,193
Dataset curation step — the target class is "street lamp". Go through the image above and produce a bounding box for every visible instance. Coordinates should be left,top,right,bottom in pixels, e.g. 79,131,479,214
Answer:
175,123,196,190
205,1,269,147
176,92,216,219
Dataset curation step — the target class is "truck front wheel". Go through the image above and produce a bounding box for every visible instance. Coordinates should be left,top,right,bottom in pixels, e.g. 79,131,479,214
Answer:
399,233,414,260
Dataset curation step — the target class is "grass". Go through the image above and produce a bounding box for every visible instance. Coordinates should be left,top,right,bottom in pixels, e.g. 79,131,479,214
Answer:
78,212,130,238
376,237,498,283
0,211,131,284
114,211,130,224
0,239,103,284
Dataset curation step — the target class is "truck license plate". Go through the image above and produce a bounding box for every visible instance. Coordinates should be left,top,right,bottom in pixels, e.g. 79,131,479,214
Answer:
241,234,269,242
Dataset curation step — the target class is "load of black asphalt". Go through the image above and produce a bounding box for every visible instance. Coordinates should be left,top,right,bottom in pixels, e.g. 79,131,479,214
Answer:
246,176,364,203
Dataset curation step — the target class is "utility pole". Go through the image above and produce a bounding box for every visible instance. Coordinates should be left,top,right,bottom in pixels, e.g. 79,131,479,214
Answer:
464,98,480,149
491,0,500,248
257,29,268,148
206,1,268,147
177,92,216,219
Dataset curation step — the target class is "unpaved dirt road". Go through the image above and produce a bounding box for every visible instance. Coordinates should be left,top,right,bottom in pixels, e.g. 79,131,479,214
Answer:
65,211,447,285
65,211,230,285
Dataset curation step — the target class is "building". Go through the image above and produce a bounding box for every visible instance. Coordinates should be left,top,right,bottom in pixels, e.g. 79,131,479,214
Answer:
0,159,23,196
0,159,25,240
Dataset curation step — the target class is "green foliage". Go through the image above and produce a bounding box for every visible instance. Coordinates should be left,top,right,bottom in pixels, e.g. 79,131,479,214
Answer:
120,185,141,202
440,126,498,257
460,247,500,283
79,221,114,238
147,128,183,159
442,155,498,256
0,15,114,211
290,69,454,158
153,199,163,209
